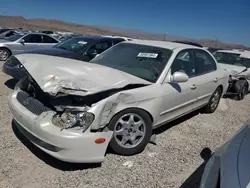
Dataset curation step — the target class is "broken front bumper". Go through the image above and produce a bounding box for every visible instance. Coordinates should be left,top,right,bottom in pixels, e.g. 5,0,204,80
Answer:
8,90,113,163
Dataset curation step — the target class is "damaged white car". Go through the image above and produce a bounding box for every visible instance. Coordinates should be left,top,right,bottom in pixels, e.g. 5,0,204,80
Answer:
214,50,250,100
9,40,229,163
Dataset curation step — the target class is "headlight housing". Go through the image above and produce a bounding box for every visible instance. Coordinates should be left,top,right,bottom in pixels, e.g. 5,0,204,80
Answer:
52,111,94,132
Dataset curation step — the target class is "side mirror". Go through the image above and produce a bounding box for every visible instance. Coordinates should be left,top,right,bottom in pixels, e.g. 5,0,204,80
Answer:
19,39,25,44
171,71,189,83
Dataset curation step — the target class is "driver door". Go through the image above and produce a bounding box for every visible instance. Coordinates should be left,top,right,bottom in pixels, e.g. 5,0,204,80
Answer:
18,34,43,52
159,49,199,124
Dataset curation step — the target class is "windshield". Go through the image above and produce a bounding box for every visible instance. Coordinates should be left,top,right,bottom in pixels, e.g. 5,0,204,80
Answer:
54,37,90,52
214,52,250,68
6,34,24,42
90,43,172,82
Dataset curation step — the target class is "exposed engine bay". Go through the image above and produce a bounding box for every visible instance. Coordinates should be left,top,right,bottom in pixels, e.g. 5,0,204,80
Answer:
17,73,148,131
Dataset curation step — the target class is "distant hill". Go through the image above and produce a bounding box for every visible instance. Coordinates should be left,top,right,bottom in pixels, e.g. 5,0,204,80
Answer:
0,15,249,50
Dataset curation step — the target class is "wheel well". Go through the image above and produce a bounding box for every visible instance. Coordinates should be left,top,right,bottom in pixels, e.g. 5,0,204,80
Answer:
112,107,154,123
0,47,12,56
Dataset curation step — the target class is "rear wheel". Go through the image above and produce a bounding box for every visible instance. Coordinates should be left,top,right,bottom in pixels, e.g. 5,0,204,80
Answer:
0,48,10,61
202,87,222,113
108,109,152,155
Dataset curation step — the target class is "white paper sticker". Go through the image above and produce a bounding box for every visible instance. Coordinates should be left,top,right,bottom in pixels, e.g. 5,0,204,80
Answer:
137,53,158,58
78,41,88,45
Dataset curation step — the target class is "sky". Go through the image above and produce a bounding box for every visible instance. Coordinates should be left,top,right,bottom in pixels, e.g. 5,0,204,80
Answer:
0,0,249,46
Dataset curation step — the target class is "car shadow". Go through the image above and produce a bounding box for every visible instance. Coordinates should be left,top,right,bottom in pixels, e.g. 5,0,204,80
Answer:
223,91,250,101
180,148,212,188
153,110,200,135
4,78,18,90
12,120,101,171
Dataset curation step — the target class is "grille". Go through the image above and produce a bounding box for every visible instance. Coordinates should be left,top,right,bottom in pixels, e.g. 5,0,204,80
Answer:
16,91,50,116
5,56,21,67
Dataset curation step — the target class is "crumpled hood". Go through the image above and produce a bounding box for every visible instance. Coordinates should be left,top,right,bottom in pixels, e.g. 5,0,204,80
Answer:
218,63,249,76
15,54,151,96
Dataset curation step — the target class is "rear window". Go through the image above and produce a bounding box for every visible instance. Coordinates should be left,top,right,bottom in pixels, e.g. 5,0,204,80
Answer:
91,43,172,82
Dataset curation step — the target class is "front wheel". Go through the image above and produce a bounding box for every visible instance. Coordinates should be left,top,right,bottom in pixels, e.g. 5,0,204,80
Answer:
108,109,152,156
238,80,248,100
0,48,10,61
202,87,222,113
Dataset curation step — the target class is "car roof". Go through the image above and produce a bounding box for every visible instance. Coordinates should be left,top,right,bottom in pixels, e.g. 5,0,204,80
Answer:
240,51,250,59
66,35,129,42
124,39,203,50
172,40,203,47
215,49,250,59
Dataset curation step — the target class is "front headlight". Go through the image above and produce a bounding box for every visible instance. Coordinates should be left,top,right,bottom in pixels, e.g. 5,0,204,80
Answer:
52,111,94,132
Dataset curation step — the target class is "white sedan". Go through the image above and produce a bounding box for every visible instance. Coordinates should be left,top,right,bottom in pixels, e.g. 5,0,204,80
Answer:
8,40,229,163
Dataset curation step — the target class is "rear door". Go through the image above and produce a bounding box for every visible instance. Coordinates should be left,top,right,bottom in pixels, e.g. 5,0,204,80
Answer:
41,34,59,48
21,34,43,51
160,49,199,123
193,49,220,109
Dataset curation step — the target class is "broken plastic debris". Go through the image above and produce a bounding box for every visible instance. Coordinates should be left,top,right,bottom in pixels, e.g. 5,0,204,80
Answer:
122,161,134,168
148,152,157,157
149,134,157,145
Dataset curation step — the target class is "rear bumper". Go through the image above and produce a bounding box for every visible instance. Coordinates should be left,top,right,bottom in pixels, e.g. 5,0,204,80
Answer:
2,63,25,79
8,90,113,163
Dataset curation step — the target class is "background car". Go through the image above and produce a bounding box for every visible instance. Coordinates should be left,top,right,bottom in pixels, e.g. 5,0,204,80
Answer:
214,49,250,100
8,40,229,163
0,28,13,35
0,29,19,39
2,35,129,79
0,32,60,61
200,119,250,188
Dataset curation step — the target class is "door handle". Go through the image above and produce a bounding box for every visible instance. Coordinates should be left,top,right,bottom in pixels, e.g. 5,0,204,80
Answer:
214,78,218,83
190,84,197,90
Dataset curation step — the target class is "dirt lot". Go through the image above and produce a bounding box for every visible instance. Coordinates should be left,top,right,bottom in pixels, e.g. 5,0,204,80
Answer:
0,61,249,188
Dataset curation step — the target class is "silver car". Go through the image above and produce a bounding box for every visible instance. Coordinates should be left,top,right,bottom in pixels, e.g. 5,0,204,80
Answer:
0,33,60,61
9,40,229,163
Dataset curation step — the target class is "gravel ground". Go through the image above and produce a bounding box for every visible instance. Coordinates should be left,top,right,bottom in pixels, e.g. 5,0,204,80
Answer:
0,61,249,188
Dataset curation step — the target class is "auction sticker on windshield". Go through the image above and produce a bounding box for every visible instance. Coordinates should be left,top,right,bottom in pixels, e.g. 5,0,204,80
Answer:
137,53,158,58
78,41,88,45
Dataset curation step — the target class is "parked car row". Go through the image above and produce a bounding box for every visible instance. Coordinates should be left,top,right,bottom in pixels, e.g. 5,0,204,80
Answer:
2,35,131,78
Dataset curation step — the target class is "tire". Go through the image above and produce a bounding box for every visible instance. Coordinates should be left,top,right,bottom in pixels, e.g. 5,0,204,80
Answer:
237,80,248,100
108,108,152,156
202,87,222,113
0,48,10,61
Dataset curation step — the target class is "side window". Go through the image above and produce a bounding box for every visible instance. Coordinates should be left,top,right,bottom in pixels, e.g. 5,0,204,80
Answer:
171,50,196,77
194,50,217,75
88,41,112,54
23,34,42,43
42,35,58,43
